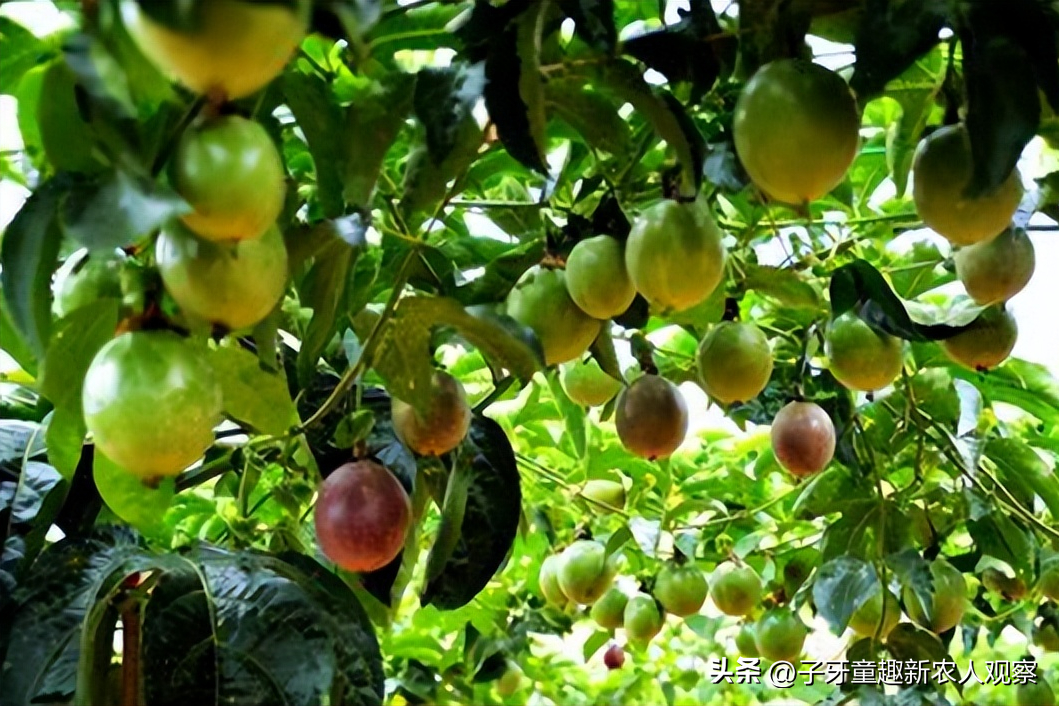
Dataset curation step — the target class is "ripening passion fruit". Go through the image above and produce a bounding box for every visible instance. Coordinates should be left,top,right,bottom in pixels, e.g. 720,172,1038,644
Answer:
565,235,637,319
733,59,860,205
771,401,836,477
83,331,222,479
625,198,726,314
912,124,1023,246
591,587,629,630
825,312,904,392
754,609,808,662
560,357,623,407
556,540,620,605
710,562,762,617
940,306,1018,371
581,479,626,511
121,0,310,100
654,563,709,617
156,221,289,330
52,249,125,318
615,375,689,460
539,554,570,607
696,321,773,404
848,588,901,639
953,227,1035,306
391,371,471,456
314,460,411,573
623,593,664,644
505,266,601,366
171,115,286,242
903,557,967,634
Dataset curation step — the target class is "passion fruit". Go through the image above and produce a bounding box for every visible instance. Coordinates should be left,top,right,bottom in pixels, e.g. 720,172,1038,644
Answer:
654,563,709,617
156,221,289,330
391,370,471,456
623,593,664,644
556,540,620,605
82,331,222,479
1016,679,1056,706
591,587,629,630
953,227,1035,306
121,0,309,100
625,198,726,314
496,663,522,698
902,557,967,634
314,460,411,573
1039,559,1059,601
710,562,762,617
539,554,569,607
733,59,860,204
696,321,773,404
171,115,286,242
52,249,125,318
825,312,904,392
940,306,1018,371
565,235,637,319
505,266,601,366
581,479,626,511
754,608,807,662
735,623,759,657
771,401,836,477
603,643,625,669
912,124,1023,246
560,357,622,407
848,589,901,639
615,375,689,460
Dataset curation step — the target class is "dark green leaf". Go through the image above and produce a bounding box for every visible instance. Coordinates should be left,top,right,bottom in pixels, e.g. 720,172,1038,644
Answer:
848,0,948,98
483,21,547,172
210,345,298,436
811,556,880,633
558,0,616,51
282,70,347,217
0,17,52,95
413,63,485,163
296,238,360,386
61,170,188,250
885,623,948,663
986,438,1059,524
343,72,416,208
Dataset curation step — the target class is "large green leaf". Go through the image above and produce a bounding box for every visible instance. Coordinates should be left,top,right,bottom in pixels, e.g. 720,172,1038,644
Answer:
60,170,188,250
93,451,174,538
210,345,299,436
811,557,880,634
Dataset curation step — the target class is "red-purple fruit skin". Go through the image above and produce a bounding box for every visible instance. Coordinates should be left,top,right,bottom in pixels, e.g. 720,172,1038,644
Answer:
604,644,625,670
315,460,411,572
771,401,836,477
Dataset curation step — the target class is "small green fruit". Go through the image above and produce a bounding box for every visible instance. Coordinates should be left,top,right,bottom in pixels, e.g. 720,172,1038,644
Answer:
565,235,637,319
696,321,773,404
539,555,569,607
710,562,762,617
557,540,619,605
560,358,623,407
1039,559,1059,601
496,663,522,698
902,557,967,634
623,593,664,644
954,227,1035,306
505,266,601,366
1034,623,1059,652
52,250,125,318
654,564,709,617
848,589,901,639
754,608,807,662
591,587,629,630
735,623,759,657
582,479,626,511
825,312,904,392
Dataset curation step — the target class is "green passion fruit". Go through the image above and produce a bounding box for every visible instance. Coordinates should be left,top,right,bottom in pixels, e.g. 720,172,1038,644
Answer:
591,587,629,630
539,554,570,607
1016,679,1056,706
505,266,601,366
825,312,904,392
848,589,902,639
654,563,709,617
953,227,1035,306
391,371,471,456
615,375,689,460
565,235,637,319
754,609,808,662
903,557,967,634
940,306,1018,371
581,479,626,511
156,221,289,331
496,663,522,698
623,593,664,644
912,124,1023,246
52,249,125,318
314,460,411,573
771,401,836,477
735,623,759,657
710,562,762,617
560,357,623,407
82,331,222,479
696,321,773,404
121,0,309,100
171,115,286,242
557,540,620,605
625,198,726,314
1039,559,1059,601
733,59,860,205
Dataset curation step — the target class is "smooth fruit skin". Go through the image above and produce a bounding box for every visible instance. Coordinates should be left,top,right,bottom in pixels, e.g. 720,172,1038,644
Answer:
505,267,601,366
156,221,289,330
615,375,689,460
710,562,762,617
83,331,222,479
1016,679,1056,706
560,358,622,407
314,460,411,573
539,555,569,607
603,643,625,669
654,564,709,617
121,0,309,100
391,371,471,456
771,401,836,477
903,557,967,634
52,250,125,318
913,124,1023,246
696,321,773,404
735,624,759,657
591,587,629,630
941,306,1017,371
565,235,637,319
496,664,522,698
623,593,664,643
848,589,901,639
557,540,619,605
733,59,860,204
754,609,808,662
825,313,904,392
582,479,626,511
172,116,285,242
954,227,1035,306
625,199,726,314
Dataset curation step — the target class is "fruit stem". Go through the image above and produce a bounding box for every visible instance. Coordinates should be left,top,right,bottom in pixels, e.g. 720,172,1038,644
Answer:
119,597,142,706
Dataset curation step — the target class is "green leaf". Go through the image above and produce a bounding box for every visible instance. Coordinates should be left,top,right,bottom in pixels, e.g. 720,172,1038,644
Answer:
546,79,631,156
0,178,69,356
483,17,548,172
342,71,416,209
366,3,465,55
583,629,611,661
791,466,874,520
952,358,1059,425
421,417,521,610
1,424,66,583
967,506,1035,581
885,548,933,618
744,264,821,309
374,296,541,413
885,623,948,663
93,451,174,537
282,69,347,218
37,60,108,174
986,438,1059,522
811,557,880,633
60,170,188,250
544,369,588,459
0,299,38,377
210,345,299,436
0,17,51,95
413,63,485,163
424,456,473,583
848,0,948,98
